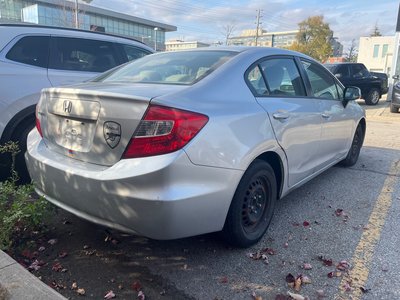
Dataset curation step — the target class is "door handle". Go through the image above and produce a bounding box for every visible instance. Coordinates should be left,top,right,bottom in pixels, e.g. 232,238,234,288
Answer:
272,112,290,120
321,113,330,119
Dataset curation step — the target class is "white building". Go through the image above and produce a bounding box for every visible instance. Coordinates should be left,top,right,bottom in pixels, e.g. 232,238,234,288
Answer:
357,36,395,75
165,40,210,51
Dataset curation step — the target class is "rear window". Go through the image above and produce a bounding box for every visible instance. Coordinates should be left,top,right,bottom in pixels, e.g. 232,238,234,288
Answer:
96,50,237,85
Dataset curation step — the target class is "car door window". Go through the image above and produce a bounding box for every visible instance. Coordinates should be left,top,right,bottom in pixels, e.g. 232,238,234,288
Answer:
302,60,340,100
50,37,119,72
351,64,369,79
258,58,306,97
336,65,350,78
121,44,151,62
6,36,50,68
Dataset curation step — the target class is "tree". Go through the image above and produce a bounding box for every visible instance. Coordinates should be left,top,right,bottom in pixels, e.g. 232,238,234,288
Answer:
221,23,236,45
370,23,382,37
345,39,358,62
290,15,333,62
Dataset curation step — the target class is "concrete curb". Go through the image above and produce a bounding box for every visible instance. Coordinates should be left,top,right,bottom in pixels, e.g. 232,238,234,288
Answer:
0,250,66,300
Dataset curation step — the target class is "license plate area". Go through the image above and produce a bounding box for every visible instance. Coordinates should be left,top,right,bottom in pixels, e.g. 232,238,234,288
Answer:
52,117,96,152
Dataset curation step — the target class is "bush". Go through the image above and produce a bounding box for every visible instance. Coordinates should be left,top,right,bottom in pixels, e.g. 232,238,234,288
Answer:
0,142,52,250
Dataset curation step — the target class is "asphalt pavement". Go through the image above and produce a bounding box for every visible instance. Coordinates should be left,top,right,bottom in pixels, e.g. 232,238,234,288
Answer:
1,99,399,300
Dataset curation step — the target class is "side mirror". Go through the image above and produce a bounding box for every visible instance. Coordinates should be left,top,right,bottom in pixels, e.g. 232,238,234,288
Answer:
393,75,399,80
343,86,361,105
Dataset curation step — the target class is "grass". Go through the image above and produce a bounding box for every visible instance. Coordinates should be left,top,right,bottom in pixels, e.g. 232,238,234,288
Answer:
0,142,52,250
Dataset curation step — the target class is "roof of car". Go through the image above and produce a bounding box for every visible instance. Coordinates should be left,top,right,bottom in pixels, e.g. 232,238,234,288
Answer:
0,22,146,45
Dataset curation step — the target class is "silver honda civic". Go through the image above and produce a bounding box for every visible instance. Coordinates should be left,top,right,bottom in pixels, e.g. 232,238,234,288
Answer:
26,47,365,247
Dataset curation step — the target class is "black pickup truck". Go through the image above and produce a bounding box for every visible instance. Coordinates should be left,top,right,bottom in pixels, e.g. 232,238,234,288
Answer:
325,63,388,105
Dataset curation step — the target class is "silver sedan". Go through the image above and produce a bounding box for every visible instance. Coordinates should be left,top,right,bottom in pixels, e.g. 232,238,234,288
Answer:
26,47,365,247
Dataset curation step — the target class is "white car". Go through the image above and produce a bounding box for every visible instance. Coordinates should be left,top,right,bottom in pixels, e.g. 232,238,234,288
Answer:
0,23,153,182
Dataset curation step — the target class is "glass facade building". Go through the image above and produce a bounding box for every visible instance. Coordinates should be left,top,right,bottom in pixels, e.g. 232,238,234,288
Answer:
0,0,176,51
228,29,298,48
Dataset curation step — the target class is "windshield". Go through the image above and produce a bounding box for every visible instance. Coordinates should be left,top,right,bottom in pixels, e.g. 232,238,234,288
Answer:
95,50,237,85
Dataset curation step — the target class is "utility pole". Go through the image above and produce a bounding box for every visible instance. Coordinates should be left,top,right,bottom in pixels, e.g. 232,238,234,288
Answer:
74,0,79,28
255,9,263,46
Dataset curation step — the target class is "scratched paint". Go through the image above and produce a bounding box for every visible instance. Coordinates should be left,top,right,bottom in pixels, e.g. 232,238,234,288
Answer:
335,160,400,300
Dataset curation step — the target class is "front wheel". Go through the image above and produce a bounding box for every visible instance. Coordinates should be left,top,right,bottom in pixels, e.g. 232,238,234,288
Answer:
365,88,380,105
340,124,364,167
223,160,277,248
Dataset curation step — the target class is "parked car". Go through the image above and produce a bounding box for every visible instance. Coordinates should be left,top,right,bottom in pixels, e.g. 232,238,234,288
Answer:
390,79,400,113
26,47,365,247
0,23,153,182
324,62,388,105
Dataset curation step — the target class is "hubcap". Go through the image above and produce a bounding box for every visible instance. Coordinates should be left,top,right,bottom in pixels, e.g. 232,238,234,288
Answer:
371,91,379,103
242,178,267,231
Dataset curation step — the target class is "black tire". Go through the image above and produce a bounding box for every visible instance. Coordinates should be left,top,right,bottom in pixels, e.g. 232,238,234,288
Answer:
390,104,399,113
223,160,277,248
10,117,35,184
340,124,364,167
365,88,380,105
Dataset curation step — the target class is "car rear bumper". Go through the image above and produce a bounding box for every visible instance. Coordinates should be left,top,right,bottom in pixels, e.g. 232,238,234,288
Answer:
26,130,243,240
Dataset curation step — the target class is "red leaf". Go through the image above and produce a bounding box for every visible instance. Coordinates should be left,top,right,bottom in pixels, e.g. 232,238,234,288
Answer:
318,255,333,266
303,221,310,227
52,262,63,272
335,209,343,216
327,272,334,278
219,276,228,284
132,281,142,292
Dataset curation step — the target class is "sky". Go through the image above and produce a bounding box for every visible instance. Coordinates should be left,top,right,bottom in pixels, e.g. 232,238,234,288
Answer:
89,0,399,52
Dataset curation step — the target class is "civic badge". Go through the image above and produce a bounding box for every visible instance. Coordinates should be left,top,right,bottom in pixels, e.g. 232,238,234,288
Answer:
103,121,121,149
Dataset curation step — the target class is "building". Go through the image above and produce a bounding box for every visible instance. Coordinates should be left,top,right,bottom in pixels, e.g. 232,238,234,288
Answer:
0,0,176,51
357,36,394,75
228,29,298,48
228,29,343,58
165,40,210,51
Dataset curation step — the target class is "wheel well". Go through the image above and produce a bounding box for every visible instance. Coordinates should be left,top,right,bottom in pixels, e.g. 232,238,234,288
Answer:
0,105,36,144
255,151,283,199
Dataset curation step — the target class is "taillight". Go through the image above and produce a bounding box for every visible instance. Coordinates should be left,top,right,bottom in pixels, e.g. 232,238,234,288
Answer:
123,105,208,158
35,104,43,137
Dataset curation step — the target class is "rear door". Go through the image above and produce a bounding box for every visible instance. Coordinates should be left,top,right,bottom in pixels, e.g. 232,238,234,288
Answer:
300,59,353,168
248,56,322,188
48,36,121,87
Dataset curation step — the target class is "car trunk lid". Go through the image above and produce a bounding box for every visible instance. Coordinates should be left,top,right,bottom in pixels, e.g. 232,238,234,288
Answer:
39,82,187,166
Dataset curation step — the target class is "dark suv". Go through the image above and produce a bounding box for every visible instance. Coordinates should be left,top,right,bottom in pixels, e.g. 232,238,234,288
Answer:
325,63,388,106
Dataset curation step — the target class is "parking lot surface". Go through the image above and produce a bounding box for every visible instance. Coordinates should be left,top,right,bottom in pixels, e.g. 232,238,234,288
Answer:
10,99,400,300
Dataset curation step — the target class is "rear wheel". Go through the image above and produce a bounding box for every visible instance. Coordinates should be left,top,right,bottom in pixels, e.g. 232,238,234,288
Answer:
223,160,277,248
390,104,399,113
340,124,364,167
365,88,380,105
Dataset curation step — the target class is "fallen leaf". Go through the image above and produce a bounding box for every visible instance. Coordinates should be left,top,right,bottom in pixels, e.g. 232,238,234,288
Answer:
132,281,142,292
58,251,68,258
21,249,35,259
251,291,262,300
343,282,352,292
28,259,45,271
287,291,305,300
286,273,295,283
303,263,312,270
303,221,310,227
360,286,370,293
301,276,311,284
336,260,350,271
77,288,86,295
137,290,145,300
38,246,46,252
318,256,333,266
104,290,116,299
48,239,58,245
327,272,334,278
263,247,276,255
335,209,343,216
294,277,302,291
284,242,289,248
52,262,63,272
71,281,78,290
219,276,228,284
